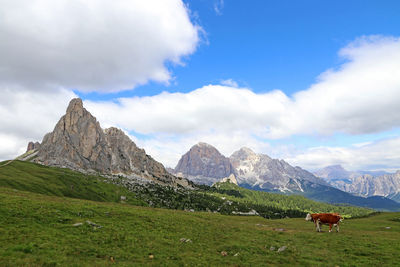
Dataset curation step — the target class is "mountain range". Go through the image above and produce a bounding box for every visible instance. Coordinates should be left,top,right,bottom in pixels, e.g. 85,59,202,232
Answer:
170,143,400,210
19,98,400,211
314,165,389,181
315,165,400,202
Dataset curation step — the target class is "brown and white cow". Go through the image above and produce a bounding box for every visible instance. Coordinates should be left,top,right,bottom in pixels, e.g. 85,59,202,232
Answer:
305,213,342,232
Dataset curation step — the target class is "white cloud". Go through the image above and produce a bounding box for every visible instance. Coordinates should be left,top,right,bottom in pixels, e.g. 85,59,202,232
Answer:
290,36,400,137
85,36,400,140
0,0,200,92
0,87,76,160
220,79,239,88
84,85,288,136
83,35,400,169
0,133,27,161
2,35,400,172
286,137,400,172
214,0,224,15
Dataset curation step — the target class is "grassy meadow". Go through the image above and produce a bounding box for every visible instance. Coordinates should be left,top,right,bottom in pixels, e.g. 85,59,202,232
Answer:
0,160,399,266
1,187,400,266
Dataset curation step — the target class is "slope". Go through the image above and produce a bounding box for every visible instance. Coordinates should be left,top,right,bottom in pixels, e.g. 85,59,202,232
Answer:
1,187,399,266
212,182,372,218
0,160,146,206
301,181,400,211
0,160,372,218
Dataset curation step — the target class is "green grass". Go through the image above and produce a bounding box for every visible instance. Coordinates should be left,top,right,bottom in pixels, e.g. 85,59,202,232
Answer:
1,187,400,266
213,182,373,218
0,160,146,206
0,161,373,219
0,161,398,266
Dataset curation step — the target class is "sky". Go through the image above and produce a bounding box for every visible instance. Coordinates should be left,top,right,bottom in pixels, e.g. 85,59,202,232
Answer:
1,0,400,172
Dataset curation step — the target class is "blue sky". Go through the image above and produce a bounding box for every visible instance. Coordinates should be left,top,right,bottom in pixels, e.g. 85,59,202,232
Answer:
1,0,400,171
77,0,400,99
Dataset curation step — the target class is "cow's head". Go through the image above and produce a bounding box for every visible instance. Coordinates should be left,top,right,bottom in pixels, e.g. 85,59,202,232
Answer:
305,213,312,221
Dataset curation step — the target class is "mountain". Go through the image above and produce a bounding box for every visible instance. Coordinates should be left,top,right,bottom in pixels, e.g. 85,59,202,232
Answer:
331,172,400,202
31,98,189,188
314,164,389,181
314,165,353,181
173,142,235,185
230,147,328,192
173,145,400,210
228,148,400,210
314,165,400,202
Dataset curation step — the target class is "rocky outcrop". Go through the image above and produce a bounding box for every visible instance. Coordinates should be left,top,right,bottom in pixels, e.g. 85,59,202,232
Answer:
26,141,40,152
173,142,235,185
34,98,189,188
230,147,328,192
219,174,238,185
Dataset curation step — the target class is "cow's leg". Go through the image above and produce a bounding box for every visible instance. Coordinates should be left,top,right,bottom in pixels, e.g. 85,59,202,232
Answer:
317,220,321,232
329,224,332,232
313,220,318,232
336,223,339,232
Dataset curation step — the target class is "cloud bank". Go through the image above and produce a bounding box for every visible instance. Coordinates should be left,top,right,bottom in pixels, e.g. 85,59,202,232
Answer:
85,36,400,140
0,0,200,92
286,137,400,172
1,32,400,171
83,35,400,168
0,88,76,160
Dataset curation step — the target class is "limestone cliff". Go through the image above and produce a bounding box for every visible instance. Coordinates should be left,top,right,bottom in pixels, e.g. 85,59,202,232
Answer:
34,98,189,188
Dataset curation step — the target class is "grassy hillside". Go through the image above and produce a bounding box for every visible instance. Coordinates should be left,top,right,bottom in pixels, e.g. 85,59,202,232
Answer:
1,187,400,266
0,160,146,206
212,182,373,218
0,161,373,218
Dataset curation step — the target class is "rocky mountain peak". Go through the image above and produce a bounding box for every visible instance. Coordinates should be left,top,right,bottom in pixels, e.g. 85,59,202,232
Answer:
66,98,84,113
325,165,346,171
230,147,264,163
191,142,220,155
34,98,189,188
196,142,213,148
237,147,256,156
239,147,255,154
174,142,235,185
314,164,354,181
229,147,327,192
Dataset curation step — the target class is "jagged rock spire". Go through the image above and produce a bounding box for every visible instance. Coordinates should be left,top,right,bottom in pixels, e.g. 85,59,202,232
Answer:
34,98,189,187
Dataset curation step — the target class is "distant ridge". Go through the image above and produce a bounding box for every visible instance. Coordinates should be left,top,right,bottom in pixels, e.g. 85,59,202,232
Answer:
173,144,400,211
